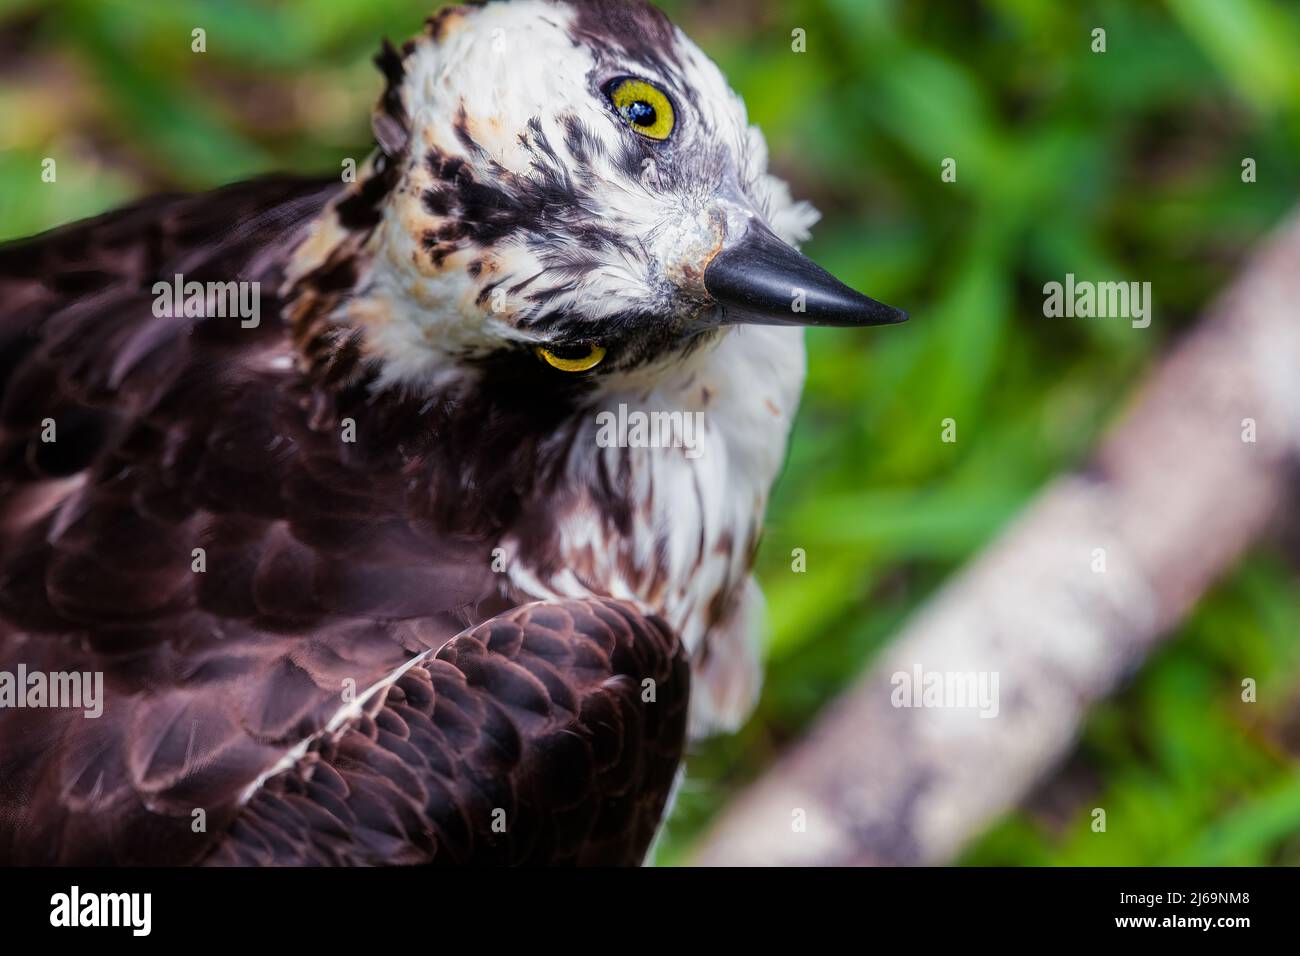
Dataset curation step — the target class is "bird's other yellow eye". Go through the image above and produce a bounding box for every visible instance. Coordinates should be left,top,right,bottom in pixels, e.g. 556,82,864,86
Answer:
605,78,675,141
536,342,606,372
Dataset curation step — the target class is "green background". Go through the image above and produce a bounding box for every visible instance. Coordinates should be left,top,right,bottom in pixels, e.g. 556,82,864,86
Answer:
3,0,1299,866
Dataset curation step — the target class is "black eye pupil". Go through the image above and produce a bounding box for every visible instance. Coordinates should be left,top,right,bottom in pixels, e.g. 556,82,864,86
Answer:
625,101,657,127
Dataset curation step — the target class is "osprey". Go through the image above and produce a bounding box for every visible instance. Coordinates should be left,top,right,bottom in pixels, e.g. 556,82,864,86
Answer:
0,0,904,865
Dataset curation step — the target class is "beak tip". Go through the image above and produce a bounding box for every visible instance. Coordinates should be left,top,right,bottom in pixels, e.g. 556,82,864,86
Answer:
816,297,909,329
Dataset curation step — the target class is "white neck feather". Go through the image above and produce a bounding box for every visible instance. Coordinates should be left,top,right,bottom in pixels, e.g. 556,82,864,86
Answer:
503,323,805,734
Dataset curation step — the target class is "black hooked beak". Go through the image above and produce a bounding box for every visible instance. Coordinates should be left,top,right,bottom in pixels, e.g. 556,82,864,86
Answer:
703,224,908,328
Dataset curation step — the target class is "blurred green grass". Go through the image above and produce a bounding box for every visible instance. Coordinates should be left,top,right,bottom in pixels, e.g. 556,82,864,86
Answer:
2,0,1299,865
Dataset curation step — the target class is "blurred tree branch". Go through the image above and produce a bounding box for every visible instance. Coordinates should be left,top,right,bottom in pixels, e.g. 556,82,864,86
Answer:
694,209,1300,866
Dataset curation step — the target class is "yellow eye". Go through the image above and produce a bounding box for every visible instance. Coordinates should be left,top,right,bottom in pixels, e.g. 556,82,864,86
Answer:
606,78,675,141
536,343,606,372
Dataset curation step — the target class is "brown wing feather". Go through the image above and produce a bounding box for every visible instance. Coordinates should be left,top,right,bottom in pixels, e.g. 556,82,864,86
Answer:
0,178,518,864
203,598,689,866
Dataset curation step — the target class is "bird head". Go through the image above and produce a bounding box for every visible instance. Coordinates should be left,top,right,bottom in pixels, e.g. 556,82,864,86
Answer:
303,0,906,388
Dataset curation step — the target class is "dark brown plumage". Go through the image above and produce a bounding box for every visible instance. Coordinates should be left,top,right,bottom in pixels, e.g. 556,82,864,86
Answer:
0,177,688,865
207,600,688,866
